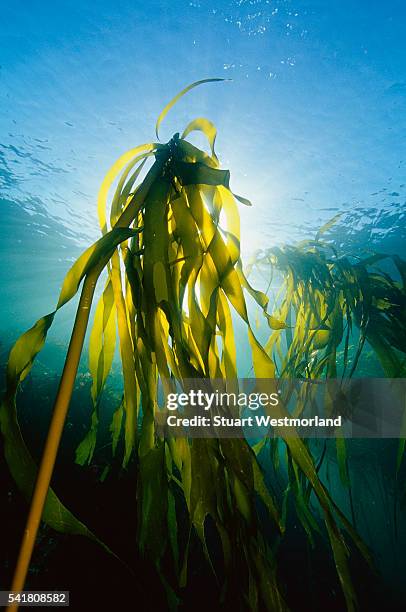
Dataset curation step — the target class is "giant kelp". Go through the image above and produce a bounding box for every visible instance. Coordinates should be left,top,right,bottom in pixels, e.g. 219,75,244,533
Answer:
1,81,404,611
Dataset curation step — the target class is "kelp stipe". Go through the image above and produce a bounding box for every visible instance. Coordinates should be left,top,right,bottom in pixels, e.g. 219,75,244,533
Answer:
1,81,390,611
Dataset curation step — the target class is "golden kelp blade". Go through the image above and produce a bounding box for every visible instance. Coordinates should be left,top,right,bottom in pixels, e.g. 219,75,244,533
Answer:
155,78,227,140
97,143,157,234
181,117,219,165
75,279,117,466
315,212,343,241
88,279,117,407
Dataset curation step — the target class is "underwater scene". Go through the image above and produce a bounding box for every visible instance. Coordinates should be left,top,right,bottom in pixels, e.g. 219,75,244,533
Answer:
0,1,405,610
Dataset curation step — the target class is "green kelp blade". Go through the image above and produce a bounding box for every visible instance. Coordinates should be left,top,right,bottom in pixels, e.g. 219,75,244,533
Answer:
174,160,230,188
167,486,180,576
330,496,374,570
233,193,252,207
155,78,227,140
189,439,221,571
75,410,98,467
237,262,288,330
178,139,219,169
397,439,406,473
289,459,321,546
336,437,350,487
1,226,140,541
138,443,168,561
0,396,100,542
287,438,357,611
1,394,127,572
88,278,117,407
110,401,124,457
110,248,139,467
250,542,288,612
252,454,283,532
76,279,117,466
57,226,143,309
5,314,55,390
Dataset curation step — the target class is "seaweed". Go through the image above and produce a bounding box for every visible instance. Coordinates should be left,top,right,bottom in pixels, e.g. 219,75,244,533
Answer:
1,81,404,611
